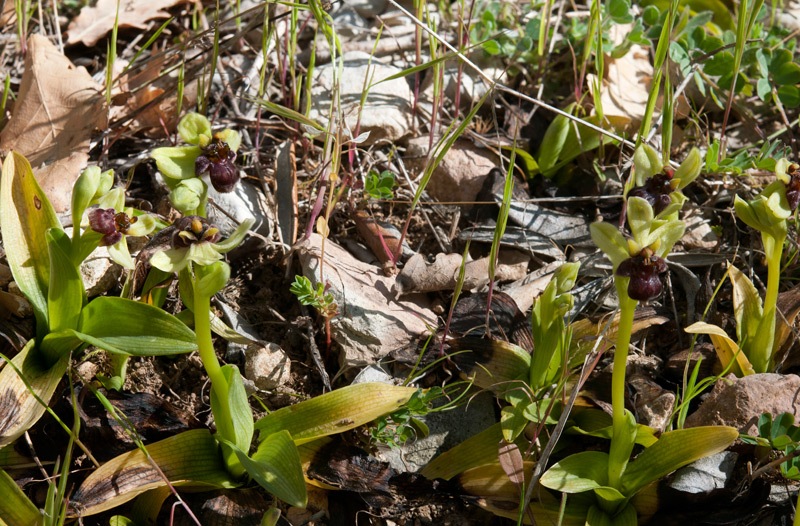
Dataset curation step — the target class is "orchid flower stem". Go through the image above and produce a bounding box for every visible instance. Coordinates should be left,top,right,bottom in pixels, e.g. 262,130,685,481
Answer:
754,234,784,372
193,286,234,441
609,288,637,488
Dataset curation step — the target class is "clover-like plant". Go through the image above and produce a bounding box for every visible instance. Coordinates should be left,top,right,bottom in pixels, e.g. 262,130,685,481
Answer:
687,158,798,374
151,112,242,216
536,145,738,524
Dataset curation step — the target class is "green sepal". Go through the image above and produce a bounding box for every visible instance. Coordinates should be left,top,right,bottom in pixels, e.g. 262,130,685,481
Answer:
170,177,206,214
590,222,629,270
71,166,114,241
633,143,662,186
673,148,702,189
151,145,202,180
196,261,231,298
177,112,212,145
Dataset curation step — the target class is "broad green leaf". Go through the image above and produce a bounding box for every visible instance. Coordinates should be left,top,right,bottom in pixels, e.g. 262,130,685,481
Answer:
500,405,528,442
772,61,800,86
227,430,307,507
586,504,613,526
0,468,40,526
540,451,610,492
0,152,62,339
568,408,658,447
46,229,84,336
778,85,800,108
70,429,236,517
76,297,197,356
537,113,571,172
0,340,70,448
728,265,763,346
619,426,738,496
255,383,417,444
684,321,755,376
608,410,638,487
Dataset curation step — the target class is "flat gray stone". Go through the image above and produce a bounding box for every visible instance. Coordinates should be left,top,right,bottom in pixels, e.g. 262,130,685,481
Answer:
669,451,738,493
308,51,413,146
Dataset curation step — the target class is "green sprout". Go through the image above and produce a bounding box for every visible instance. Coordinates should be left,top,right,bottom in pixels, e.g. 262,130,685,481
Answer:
364,170,396,200
290,275,338,318
151,113,242,216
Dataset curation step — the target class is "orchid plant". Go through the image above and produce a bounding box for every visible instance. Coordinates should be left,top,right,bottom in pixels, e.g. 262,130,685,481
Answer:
539,145,738,524
686,158,800,375
151,112,242,216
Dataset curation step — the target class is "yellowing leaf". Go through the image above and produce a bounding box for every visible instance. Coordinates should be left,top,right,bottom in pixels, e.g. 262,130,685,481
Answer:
684,322,755,376
70,429,235,517
255,383,417,444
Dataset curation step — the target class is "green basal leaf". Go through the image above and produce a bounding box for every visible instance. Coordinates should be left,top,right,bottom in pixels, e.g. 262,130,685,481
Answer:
0,468,41,526
537,113,571,172
151,145,202,180
77,297,196,356
540,451,610,493
673,147,702,189
235,430,307,507
592,485,627,513
421,423,509,480
46,229,84,335
177,113,212,145
500,405,528,442
0,340,70,448
626,196,655,246
633,143,662,186
0,152,62,339
619,426,739,497
255,383,417,444
590,222,629,270
608,409,638,487
70,429,236,517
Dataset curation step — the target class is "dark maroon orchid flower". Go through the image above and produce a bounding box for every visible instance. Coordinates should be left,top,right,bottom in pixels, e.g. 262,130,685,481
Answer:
89,208,138,246
195,138,239,193
616,248,668,301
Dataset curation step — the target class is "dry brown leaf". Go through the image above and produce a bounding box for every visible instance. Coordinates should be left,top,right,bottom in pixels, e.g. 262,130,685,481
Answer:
0,35,106,212
67,0,190,47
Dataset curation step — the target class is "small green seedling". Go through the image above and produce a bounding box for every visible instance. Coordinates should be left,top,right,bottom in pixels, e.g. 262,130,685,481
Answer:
290,274,338,318
364,170,397,200
151,112,242,216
